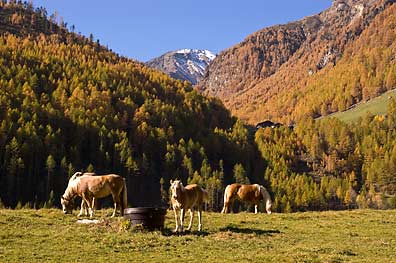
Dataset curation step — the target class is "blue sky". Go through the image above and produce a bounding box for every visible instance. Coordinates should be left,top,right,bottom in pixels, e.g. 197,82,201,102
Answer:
32,1,332,62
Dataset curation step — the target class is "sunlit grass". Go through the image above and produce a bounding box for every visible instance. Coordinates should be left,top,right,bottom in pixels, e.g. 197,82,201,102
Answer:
328,89,396,123
0,209,395,262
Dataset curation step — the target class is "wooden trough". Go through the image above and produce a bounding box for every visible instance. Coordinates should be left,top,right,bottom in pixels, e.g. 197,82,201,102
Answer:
123,207,167,230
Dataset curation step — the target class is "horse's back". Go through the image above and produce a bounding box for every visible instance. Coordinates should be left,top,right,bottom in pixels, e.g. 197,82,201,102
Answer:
102,174,124,182
81,174,123,183
184,184,200,191
184,184,206,207
78,174,125,197
185,184,204,194
237,184,261,202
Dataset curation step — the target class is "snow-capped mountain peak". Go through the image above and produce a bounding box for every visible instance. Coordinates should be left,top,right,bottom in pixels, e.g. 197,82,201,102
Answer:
147,49,216,85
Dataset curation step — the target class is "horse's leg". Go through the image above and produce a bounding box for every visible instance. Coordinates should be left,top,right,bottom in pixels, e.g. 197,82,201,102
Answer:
197,209,202,231
77,199,86,217
84,200,89,216
179,208,185,232
186,209,194,231
90,197,95,218
112,194,120,217
85,196,94,218
111,201,117,217
81,194,94,218
173,208,180,232
83,195,94,218
254,204,258,214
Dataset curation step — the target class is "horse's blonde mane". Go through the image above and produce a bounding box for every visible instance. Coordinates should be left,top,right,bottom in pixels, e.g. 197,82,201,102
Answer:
171,180,185,192
69,172,83,183
63,172,84,200
64,179,78,200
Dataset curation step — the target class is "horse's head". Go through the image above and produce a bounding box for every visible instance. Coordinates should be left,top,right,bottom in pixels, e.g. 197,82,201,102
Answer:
266,202,272,214
259,185,272,214
60,195,74,214
170,180,183,200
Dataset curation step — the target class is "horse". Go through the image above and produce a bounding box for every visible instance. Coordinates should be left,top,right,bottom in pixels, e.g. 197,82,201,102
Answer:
170,180,208,232
61,173,127,218
221,183,272,214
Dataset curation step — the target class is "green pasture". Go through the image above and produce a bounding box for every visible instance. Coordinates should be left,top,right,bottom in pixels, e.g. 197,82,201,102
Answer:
325,89,396,123
0,209,395,262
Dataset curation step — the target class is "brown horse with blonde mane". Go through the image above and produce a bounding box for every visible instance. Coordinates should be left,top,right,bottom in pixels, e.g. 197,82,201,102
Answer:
170,180,208,232
221,183,272,214
61,173,127,218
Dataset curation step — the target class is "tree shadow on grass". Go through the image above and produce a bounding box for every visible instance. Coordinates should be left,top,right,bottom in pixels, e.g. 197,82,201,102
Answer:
219,225,281,236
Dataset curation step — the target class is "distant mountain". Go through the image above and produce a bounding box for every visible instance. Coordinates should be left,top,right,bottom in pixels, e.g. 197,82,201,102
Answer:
147,49,216,84
198,0,396,124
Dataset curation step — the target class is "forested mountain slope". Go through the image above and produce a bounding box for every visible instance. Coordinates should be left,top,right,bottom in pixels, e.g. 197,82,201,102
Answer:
198,0,396,124
0,2,262,208
256,100,396,212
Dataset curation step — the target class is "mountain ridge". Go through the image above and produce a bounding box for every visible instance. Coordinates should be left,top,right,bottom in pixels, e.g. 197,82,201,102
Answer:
198,0,396,124
147,49,215,84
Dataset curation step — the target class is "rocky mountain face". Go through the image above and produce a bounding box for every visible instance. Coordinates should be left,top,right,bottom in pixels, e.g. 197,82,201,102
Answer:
198,0,396,124
147,49,215,84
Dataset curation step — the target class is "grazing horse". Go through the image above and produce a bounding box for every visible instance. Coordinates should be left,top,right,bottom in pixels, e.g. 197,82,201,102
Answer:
61,173,127,218
170,180,208,232
221,183,272,214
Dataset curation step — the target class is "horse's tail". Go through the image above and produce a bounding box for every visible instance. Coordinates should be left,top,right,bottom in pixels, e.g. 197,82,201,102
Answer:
221,184,232,213
259,185,272,214
121,178,128,216
223,185,230,203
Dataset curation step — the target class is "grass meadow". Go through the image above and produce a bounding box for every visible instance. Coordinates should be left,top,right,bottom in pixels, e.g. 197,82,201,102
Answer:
327,89,396,123
0,208,395,262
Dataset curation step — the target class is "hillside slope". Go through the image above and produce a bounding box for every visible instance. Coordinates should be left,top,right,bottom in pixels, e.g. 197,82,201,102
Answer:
198,0,396,124
323,89,396,122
